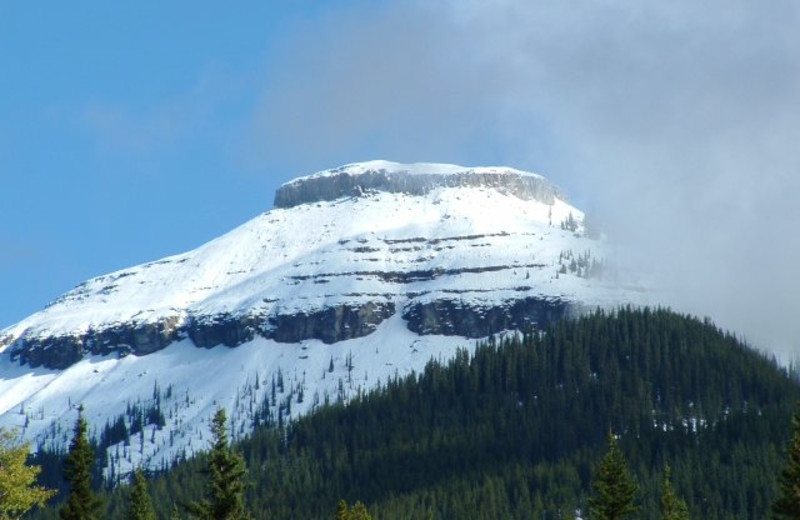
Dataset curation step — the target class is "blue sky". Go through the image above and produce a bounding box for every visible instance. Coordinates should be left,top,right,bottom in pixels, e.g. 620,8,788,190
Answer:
0,2,393,325
2,2,799,359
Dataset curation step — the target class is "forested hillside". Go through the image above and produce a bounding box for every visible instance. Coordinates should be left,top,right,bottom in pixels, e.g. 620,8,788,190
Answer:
29,308,800,519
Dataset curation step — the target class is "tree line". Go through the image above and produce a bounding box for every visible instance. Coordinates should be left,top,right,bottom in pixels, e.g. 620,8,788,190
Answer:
8,307,800,518
10,402,800,519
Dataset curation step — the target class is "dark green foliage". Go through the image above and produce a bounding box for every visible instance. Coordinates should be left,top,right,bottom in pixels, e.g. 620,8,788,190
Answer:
124,470,156,520
28,308,800,519
772,403,800,519
588,433,639,520
59,405,102,520
185,408,251,520
661,465,689,520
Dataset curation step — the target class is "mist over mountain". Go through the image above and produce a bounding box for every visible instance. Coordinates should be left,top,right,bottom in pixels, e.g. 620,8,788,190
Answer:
249,1,800,361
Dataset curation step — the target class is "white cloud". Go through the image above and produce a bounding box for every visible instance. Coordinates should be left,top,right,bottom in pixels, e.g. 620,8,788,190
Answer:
249,0,800,359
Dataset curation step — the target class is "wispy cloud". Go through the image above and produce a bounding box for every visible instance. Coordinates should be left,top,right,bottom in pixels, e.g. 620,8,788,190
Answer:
248,0,800,359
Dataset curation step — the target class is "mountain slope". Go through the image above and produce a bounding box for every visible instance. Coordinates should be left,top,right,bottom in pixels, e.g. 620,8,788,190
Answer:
0,161,648,477
51,308,800,520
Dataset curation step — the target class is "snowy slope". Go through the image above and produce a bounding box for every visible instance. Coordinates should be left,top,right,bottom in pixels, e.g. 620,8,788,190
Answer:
0,161,649,479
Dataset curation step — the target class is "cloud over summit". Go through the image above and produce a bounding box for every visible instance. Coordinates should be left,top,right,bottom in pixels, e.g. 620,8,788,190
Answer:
250,0,800,359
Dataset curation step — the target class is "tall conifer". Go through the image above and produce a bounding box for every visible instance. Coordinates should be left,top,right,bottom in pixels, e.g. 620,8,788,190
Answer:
660,465,689,520
187,407,251,520
772,403,800,520
124,470,156,520
60,405,102,520
588,433,639,520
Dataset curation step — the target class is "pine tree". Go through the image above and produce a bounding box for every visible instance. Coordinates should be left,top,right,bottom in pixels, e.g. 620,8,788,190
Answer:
60,405,102,520
588,433,639,520
660,465,689,520
772,403,800,520
187,408,251,520
0,427,54,520
124,470,156,520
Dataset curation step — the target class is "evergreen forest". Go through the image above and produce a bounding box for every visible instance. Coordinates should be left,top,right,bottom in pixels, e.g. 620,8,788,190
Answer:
21,308,800,519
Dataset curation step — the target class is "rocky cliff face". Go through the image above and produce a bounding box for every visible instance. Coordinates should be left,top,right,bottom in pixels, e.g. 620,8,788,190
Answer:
402,296,577,337
274,162,564,208
9,296,578,370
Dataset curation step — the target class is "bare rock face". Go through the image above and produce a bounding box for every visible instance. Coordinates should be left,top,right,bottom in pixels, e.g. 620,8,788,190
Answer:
186,313,262,349
11,317,185,369
274,165,565,208
7,294,577,370
402,297,576,338
268,301,396,344
10,302,398,369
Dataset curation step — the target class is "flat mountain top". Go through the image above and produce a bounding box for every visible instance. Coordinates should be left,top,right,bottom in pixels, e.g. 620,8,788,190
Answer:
274,160,563,208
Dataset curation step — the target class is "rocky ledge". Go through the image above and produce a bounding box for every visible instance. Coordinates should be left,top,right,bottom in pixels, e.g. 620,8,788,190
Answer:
6,301,397,369
402,296,577,337
274,162,565,208
6,296,576,370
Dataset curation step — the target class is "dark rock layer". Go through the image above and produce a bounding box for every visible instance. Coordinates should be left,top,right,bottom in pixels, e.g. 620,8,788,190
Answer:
402,296,576,338
269,301,396,344
8,301,397,370
187,314,262,349
7,295,577,370
11,317,185,370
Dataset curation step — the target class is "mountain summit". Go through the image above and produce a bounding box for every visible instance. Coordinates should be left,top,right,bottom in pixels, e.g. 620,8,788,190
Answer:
0,161,645,477
273,160,564,208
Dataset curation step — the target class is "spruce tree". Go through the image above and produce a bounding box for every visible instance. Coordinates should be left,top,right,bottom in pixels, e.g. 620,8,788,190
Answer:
59,405,102,520
124,470,156,520
187,408,251,520
772,403,800,520
0,427,54,520
660,465,689,520
588,433,639,520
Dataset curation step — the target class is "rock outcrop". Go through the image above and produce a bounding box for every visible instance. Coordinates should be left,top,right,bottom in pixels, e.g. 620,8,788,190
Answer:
402,296,576,338
11,317,184,369
274,163,565,208
268,301,395,344
9,302,398,369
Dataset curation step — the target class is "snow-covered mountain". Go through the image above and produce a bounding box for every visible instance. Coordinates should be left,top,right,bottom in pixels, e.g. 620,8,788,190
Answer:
0,160,647,480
